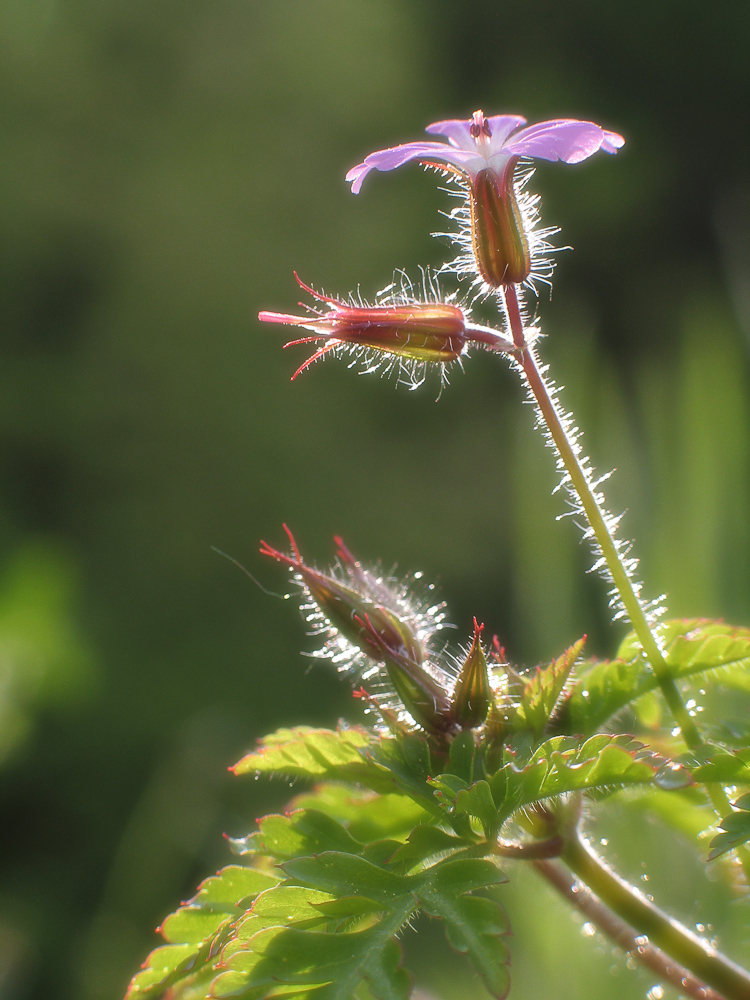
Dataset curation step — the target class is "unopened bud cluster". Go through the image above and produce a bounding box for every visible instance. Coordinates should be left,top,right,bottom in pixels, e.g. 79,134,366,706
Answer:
258,109,623,733
261,527,502,737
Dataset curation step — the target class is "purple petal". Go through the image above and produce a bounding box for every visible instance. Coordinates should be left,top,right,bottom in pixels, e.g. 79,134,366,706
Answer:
346,141,482,193
601,129,626,154
503,119,619,164
485,114,527,150
425,117,477,150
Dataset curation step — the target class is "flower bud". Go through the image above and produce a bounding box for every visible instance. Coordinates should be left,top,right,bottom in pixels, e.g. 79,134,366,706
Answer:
469,162,531,287
259,274,511,382
450,618,492,728
260,526,453,732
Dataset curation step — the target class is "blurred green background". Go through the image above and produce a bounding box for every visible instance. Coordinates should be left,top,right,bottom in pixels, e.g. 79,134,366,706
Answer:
2,1,750,997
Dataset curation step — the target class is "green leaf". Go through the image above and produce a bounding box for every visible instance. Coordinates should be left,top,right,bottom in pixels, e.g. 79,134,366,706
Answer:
229,809,365,861
125,866,280,999
215,921,412,1000
452,780,499,838
416,863,510,999
386,825,470,874
368,733,442,815
560,658,648,734
231,726,392,790
621,620,750,692
708,794,750,860
434,736,688,830
688,747,750,785
215,852,509,1000
288,785,430,844
563,620,750,735
566,621,750,736
619,786,715,840
514,638,585,737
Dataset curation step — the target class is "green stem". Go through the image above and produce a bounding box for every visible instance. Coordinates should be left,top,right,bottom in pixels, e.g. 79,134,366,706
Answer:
560,828,750,1000
503,285,750,884
533,857,727,1000
503,284,700,748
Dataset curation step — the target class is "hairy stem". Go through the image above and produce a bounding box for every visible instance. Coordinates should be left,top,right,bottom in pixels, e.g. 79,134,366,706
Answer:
504,285,750,884
533,856,727,1000
503,283,700,747
557,826,750,1000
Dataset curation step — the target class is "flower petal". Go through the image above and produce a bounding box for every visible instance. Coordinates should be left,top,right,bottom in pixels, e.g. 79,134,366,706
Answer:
601,128,626,154
424,117,475,150
346,141,482,193
485,114,528,151
503,119,623,164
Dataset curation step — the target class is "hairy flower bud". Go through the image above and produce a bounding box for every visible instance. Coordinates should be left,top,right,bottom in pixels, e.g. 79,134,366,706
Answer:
259,273,511,385
260,526,454,732
451,618,492,728
470,163,530,286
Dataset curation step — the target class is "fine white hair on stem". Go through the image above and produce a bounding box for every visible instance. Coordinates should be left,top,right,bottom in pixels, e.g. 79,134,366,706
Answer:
508,331,666,635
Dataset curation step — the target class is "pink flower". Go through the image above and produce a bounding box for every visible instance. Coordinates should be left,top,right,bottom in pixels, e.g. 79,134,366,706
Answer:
258,272,512,387
346,111,624,288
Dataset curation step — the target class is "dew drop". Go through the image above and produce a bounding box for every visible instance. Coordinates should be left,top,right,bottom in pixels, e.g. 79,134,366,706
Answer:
671,727,681,737
600,838,608,846
641,873,650,882
581,922,596,937
647,986,664,1000
695,923,705,933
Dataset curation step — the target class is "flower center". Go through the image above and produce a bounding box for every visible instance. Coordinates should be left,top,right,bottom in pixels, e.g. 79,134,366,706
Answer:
469,110,493,155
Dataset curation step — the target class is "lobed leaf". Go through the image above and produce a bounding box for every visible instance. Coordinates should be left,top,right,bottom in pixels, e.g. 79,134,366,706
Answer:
367,733,442,814
231,726,394,791
228,808,365,861
214,852,510,1000
562,619,750,734
125,866,280,999
687,747,750,785
708,794,750,860
386,824,472,874
513,638,585,737
288,785,430,844
433,736,689,831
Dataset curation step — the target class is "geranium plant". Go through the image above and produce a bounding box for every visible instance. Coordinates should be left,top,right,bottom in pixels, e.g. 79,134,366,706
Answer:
125,111,750,1000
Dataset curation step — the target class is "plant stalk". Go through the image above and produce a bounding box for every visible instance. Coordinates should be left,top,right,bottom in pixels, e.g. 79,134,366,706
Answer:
503,283,700,746
556,828,750,1000
533,856,728,1000
504,284,750,884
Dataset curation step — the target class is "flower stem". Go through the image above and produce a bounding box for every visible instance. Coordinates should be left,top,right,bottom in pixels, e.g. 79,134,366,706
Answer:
503,284,701,749
556,827,750,1000
533,857,727,1000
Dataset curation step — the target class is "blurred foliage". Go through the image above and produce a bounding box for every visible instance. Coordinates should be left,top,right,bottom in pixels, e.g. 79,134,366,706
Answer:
0,541,96,765
1,0,750,998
